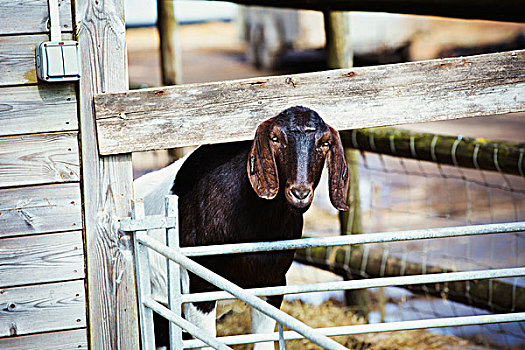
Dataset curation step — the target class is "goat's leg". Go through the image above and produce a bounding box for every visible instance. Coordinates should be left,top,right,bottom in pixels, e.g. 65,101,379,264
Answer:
251,295,283,350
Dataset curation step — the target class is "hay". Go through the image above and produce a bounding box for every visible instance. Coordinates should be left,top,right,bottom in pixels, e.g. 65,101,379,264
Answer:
216,300,490,350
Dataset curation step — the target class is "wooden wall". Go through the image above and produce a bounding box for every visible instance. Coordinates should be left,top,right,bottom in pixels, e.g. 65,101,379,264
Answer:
0,0,88,348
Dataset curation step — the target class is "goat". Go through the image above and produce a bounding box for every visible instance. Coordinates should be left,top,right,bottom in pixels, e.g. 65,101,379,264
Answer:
134,106,349,349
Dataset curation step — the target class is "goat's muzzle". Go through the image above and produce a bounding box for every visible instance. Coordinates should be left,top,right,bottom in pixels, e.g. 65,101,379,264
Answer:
286,184,314,209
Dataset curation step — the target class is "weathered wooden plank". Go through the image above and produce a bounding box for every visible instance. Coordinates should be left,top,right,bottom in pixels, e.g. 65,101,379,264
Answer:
95,50,525,155
0,132,80,187
0,231,84,288
0,34,73,86
0,0,73,35
0,328,88,350
0,84,77,137
74,0,139,348
0,183,82,238
208,0,524,22
0,280,86,337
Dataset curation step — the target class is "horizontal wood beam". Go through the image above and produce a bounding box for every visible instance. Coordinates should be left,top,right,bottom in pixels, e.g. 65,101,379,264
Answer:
209,0,524,23
95,50,525,155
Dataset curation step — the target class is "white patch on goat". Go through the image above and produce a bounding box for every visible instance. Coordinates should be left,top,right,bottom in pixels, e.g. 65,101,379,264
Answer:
184,302,217,350
251,304,277,350
134,151,195,305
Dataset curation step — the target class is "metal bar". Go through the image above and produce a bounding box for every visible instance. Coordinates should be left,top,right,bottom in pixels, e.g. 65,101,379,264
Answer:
165,196,184,350
184,312,525,348
278,323,285,350
144,297,232,350
121,215,177,231
137,232,349,350
180,222,525,257
131,200,156,350
181,267,525,303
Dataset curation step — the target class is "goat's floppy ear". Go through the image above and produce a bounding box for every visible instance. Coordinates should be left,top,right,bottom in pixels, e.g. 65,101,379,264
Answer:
247,120,279,199
327,125,349,211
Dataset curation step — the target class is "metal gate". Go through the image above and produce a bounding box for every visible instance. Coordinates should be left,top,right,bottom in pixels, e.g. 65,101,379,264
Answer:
121,195,525,349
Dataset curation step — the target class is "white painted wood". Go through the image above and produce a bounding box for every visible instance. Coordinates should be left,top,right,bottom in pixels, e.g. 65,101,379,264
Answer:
0,84,77,137
0,132,80,187
74,0,140,348
0,0,73,35
0,230,84,288
0,328,88,350
94,50,525,155
0,183,82,238
0,280,86,337
0,33,73,86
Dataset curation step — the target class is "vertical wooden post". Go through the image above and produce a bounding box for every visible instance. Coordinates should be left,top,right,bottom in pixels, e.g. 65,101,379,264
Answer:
323,11,352,69
74,0,140,349
324,10,369,318
157,0,182,86
157,0,184,161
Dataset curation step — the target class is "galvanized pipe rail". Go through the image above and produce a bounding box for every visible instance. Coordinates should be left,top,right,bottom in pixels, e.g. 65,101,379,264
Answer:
181,267,525,303
124,197,525,349
184,312,525,349
179,222,525,257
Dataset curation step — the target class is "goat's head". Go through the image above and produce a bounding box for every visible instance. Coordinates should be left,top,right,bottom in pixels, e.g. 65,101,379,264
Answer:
247,106,349,212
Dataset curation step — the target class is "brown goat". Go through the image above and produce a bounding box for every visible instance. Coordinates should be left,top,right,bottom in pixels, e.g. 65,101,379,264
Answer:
140,106,349,349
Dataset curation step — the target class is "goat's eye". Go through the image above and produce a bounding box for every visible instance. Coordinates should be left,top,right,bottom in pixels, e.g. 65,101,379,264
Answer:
322,141,330,147
270,136,279,143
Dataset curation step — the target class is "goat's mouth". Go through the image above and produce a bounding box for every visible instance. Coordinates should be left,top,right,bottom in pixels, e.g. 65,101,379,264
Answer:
285,186,314,210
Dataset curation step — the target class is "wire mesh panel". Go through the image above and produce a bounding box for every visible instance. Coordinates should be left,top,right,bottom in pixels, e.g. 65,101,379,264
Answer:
295,128,525,349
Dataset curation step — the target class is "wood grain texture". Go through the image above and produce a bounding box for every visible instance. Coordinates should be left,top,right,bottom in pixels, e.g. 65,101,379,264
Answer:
0,84,77,137
0,183,82,238
0,132,80,187
0,0,73,35
0,329,88,350
95,50,525,155
74,0,139,348
0,280,86,337
0,34,72,86
0,231,84,288
206,0,524,22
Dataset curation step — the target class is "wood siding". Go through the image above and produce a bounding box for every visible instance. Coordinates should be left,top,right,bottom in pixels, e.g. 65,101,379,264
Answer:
0,0,87,347
0,84,78,137
0,132,80,187
0,280,86,337
0,33,73,86
0,231,84,288
0,183,82,238
94,50,525,155
0,0,73,35
0,329,88,350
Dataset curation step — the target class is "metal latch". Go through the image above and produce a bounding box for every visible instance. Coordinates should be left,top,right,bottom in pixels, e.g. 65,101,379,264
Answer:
36,0,80,82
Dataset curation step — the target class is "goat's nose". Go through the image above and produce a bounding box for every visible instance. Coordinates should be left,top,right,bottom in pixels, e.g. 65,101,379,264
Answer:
290,187,311,200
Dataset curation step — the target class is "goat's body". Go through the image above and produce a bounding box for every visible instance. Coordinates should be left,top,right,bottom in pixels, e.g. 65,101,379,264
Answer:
141,142,302,349
174,142,302,303
136,107,349,350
